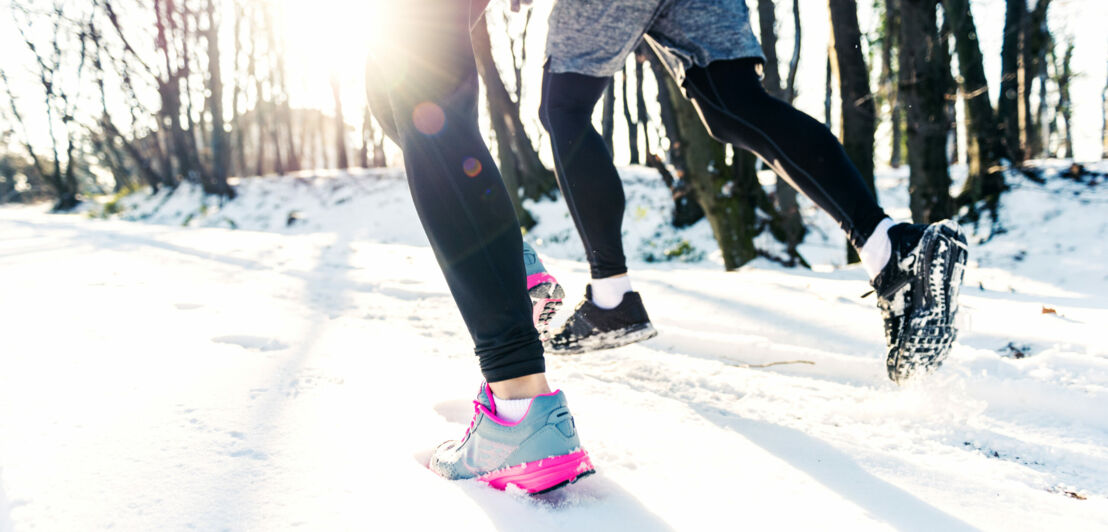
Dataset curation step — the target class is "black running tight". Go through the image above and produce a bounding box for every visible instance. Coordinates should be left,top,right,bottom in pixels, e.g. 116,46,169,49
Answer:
374,0,543,382
539,57,887,278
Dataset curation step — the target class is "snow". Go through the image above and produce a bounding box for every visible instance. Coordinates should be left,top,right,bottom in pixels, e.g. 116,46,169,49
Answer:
2,162,1107,530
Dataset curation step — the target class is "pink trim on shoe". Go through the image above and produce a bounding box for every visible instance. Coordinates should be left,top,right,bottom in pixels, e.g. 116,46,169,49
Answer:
479,383,562,427
526,272,559,290
478,450,594,494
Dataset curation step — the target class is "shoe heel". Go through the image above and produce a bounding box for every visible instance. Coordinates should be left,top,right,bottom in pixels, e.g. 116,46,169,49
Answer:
478,450,595,494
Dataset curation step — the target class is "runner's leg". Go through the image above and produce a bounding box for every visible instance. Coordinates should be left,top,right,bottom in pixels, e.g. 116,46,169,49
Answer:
538,69,628,280
380,0,543,384
681,58,888,249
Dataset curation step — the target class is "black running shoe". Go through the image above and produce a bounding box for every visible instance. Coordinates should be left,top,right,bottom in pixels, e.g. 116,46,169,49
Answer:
873,220,969,383
544,286,658,354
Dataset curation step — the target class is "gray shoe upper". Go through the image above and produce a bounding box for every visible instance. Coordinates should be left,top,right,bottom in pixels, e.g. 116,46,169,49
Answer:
522,241,547,278
430,385,582,480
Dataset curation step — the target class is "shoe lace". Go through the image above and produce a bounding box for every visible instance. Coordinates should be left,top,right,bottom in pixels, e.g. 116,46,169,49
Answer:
463,399,483,441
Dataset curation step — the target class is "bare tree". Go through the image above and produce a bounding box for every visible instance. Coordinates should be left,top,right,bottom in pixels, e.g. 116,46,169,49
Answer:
899,0,953,223
880,0,904,168
785,0,802,103
331,72,349,169
204,0,233,196
601,80,615,155
998,0,1026,162
471,16,557,228
6,1,91,210
824,46,834,127
1051,38,1074,158
1023,0,1052,158
943,0,1008,215
756,0,804,257
829,0,877,262
621,63,639,164
1102,45,1108,159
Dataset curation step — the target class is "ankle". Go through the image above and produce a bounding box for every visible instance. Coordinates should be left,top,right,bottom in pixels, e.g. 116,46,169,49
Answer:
591,274,632,309
860,218,895,280
488,373,551,400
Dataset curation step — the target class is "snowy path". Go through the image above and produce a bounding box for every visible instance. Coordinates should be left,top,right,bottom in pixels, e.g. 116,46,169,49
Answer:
2,171,1107,530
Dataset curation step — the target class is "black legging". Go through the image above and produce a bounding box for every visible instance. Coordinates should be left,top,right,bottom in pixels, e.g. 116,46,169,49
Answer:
539,58,887,278
372,0,543,382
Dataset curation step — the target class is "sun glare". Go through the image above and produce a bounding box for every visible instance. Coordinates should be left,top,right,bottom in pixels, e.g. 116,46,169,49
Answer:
277,0,397,110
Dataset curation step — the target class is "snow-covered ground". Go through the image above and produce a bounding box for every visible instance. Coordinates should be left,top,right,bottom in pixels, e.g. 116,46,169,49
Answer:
1,162,1106,531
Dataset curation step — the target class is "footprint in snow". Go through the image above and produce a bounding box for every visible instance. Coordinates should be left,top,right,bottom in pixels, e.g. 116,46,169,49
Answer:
229,449,268,461
212,335,289,352
175,303,203,310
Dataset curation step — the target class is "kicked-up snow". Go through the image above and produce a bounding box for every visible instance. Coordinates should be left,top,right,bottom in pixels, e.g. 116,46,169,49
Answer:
0,163,1106,531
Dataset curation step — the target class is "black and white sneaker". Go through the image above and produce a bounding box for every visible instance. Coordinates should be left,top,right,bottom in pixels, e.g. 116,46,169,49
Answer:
544,286,658,354
873,220,969,383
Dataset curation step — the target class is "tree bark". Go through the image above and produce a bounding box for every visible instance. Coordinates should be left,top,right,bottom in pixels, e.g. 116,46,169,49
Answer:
998,0,1026,162
602,80,615,155
829,0,876,263
1054,39,1074,158
943,0,1007,213
230,0,246,177
884,0,903,168
757,0,804,257
1023,0,1051,159
647,51,704,228
899,0,953,223
621,65,639,164
331,73,349,169
635,45,652,159
204,0,233,196
472,18,558,228
757,0,783,96
785,0,801,102
824,47,834,127
660,73,757,269
1102,49,1108,159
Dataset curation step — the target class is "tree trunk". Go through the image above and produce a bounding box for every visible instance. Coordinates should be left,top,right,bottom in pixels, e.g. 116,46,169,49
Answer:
471,17,556,202
205,0,233,197
899,0,953,224
885,0,903,168
757,0,783,96
757,0,805,257
785,0,801,102
941,17,959,165
662,75,757,269
621,65,639,164
1103,51,1108,159
829,0,877,263
824,47,834,127
1023,0,1051,159
1055,39,1074,158
943,0,1007,213
998,0,1026,162
331,73,349,169
635,44,652,159
647,50,705,228
231,0,246,177
602,80,615,155
472,18,558,227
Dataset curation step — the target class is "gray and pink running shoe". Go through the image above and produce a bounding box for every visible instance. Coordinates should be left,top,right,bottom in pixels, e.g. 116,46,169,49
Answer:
523,241,564,340
429,383,595,494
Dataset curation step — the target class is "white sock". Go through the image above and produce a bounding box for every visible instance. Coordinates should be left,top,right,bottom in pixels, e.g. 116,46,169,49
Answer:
491,395,533,423
860,217,895,280
591,275,632,309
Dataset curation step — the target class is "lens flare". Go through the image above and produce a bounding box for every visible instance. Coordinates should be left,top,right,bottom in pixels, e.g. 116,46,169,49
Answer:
463,157,483,177
412,102,446,135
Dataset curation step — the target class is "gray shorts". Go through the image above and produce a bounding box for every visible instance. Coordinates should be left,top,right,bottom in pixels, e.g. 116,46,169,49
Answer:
545,0,765,83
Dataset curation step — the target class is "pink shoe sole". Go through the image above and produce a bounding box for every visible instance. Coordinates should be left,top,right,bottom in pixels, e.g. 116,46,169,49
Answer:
478,450,595,494
527,273,564,340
